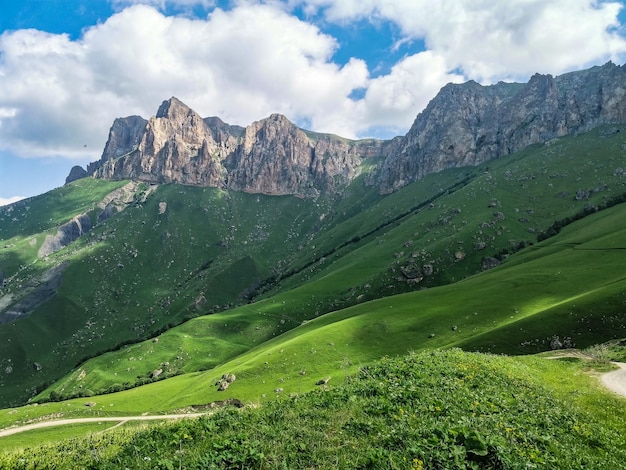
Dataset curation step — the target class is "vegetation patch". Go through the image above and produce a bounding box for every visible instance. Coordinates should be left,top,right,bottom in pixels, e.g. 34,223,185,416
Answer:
2,350,625,468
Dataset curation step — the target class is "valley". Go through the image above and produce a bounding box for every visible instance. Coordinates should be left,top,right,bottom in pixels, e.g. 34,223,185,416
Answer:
1,63,626,467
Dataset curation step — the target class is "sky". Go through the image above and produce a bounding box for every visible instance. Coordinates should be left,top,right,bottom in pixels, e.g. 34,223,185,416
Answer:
1,0,626,205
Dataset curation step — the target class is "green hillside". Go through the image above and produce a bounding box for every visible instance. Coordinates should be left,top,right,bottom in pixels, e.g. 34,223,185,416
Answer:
2,350,626,468
18,123,626,404
0,125,626,459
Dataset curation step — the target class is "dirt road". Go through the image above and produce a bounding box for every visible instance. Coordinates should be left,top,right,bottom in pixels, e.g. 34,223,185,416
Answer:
601,362,626,398
0,413,205,438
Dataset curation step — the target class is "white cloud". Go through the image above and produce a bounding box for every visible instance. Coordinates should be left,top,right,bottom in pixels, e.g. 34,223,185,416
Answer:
354,51,464,135
0,3,370,158
0,196,25,207
301,0,626,82
1,0,625,164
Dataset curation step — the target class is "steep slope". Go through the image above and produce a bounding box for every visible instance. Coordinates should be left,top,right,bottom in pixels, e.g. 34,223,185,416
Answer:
379,61,626,191
32,124,626,403
33,193,626,411
88,98,394,197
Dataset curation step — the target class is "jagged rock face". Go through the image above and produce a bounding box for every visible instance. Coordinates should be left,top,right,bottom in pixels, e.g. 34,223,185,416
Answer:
225,114,379,197
94,98,232,187
89,99,388,197
88,116,147,174
379,62,626,192
82,62,626,196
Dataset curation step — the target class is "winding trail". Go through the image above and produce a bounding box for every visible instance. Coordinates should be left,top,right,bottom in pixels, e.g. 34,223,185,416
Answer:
0,413,205,438
601,362,626,398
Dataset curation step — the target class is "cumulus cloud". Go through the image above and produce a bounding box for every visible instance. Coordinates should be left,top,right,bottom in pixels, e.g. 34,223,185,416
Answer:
354,51,464,136
1,0,625,163
0,3,370,159
301,0,626,82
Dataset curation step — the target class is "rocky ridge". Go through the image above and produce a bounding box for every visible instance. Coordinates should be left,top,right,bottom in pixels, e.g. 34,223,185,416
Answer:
378,62,626,192
75,62,626,196
88,98,393,198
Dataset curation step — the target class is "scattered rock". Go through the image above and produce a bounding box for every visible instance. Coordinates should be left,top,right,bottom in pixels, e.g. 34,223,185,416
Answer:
575,189,589,201
218,381,230,391
85,402,96,407
481,257,500,271
274,388,283,393
315,377,331,386
550,336,563,350
33,362,42,371
206,398,244,409
421,264,434,276
599,127,621,138
151,369,163,379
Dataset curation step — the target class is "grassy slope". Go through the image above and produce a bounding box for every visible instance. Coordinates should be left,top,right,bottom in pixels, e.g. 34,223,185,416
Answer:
0,183,328,406
1,350,625,469
34,124,626,402
0,125,625,450
1,191,625,445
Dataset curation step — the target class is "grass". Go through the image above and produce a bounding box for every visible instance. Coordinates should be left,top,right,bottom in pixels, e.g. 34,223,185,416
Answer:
1,124,626,458
34,197,626,406
1,349,625,468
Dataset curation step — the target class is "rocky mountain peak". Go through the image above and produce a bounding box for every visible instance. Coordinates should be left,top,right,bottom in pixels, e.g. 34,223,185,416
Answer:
155,96,189,119
378,61,626,192
80,100,388,197
71,62,626,197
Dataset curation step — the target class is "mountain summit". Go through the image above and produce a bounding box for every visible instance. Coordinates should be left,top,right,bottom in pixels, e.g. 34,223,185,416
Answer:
74,62,626,196
84,98,391,198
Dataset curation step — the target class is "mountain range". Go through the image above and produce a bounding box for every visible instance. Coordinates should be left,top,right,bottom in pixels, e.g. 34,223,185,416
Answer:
69,61,626,196
1,60,626,419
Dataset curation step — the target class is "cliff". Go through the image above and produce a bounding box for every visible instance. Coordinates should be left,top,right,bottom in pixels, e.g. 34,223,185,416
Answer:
74,62,626,196
88,98,390,197
378,62,626,192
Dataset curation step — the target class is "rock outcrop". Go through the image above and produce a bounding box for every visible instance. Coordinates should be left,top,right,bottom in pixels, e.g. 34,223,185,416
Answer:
224,114,386,197
73,62,626,196
80,98,392,197
93,98,229,187
0,262,69,324
38,214,93,258
65,166,89,184
88,115,148,174
378,62,626,192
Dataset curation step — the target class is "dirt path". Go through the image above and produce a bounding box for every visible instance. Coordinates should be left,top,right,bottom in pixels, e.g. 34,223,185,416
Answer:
601,362,626,398
0,413,205,438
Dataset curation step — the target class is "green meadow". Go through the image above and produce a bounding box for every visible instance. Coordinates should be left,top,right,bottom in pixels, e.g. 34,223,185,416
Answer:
0,125,626,464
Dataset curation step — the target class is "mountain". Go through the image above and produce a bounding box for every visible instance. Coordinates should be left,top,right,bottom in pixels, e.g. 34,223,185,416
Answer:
74,62,626,196
378,62,626,191
1,62,626,413
85,97,396,198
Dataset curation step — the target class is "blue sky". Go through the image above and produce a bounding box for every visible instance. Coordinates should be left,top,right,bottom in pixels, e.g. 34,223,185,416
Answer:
1,0,626,205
